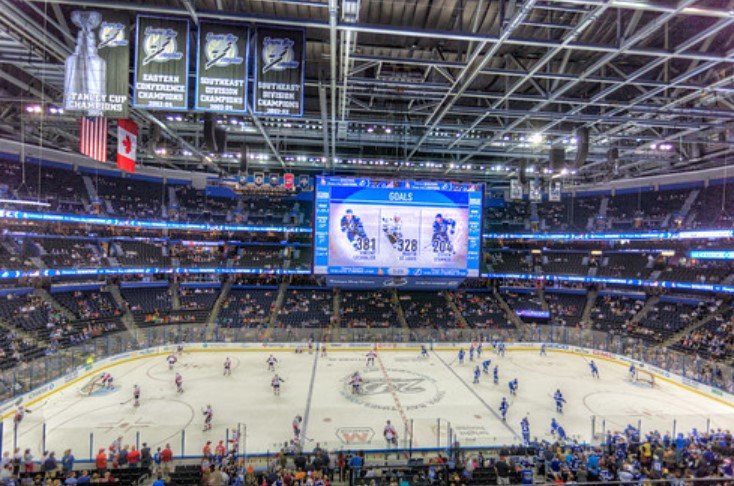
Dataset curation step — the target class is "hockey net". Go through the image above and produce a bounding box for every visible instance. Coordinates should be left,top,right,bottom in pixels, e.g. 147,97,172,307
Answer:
78,375,105,396
634,369,655,387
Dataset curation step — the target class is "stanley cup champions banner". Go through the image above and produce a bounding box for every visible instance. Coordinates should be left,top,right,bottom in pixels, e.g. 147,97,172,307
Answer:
195,22,249,113
63,10,130,118
133,16,190,110
253,26,305,117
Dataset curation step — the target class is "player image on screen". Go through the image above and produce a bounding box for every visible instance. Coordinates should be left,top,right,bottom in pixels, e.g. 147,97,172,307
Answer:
340,209,369,250
381,215,403,248
432,213,456,254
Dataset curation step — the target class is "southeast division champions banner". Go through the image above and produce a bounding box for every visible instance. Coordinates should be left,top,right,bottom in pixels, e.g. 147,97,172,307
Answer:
133,16,190,110
63,10,130,118
253,26,305,116
195,22,249,113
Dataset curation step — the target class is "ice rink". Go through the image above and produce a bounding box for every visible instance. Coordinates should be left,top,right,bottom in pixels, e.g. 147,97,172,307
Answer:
4,346,733,459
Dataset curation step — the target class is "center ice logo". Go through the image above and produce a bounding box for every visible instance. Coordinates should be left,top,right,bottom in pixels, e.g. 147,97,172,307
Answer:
342,368,444,411
204,32,243,70
142,27,183,66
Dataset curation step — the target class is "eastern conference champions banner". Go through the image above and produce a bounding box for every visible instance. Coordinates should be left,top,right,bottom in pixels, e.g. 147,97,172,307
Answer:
195,22,249,113
314,177,483,277
63,10,130,118
134,16,190,110
254,26,305,116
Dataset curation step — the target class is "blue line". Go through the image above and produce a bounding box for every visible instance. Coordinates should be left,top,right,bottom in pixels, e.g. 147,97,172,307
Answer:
300,347,320,442
432,351,521,440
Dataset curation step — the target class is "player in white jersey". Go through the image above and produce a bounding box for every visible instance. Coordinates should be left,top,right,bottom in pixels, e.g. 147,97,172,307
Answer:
133,385,141,407
13,405,30,429
271,374,285,396
266,354,278,372
321,344,327,357
292,415,303,438
223,357,232,376
202,405,213,431
350,372,363,394
229,427,241,454
366,350,377,367
381,215,403,248
383,420,398,447
175,372,183,393
176,344,184,356
167,353,177,370
308,338,314,354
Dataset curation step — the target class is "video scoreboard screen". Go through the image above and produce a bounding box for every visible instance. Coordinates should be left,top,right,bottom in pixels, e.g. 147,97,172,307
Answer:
314,177,483,277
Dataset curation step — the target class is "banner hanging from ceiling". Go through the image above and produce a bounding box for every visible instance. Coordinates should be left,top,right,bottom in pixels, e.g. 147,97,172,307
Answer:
253,26,305,117
549,181,562,202
63,10,130,118
195,22,249,113
133,16,190,110
510,179,523,200
529,179,542,201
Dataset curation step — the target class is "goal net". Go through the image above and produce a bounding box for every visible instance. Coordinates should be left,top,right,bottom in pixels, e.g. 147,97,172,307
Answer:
634,369,655,387
78,375,105,396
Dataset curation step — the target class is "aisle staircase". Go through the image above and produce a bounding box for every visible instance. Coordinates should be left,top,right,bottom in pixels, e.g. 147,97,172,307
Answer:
107,284,142,343
268,280,290,326
629,295,660,325
580,288,598,324
657,305,729,349
171,281,181,311
331,288,342,328
494,289,525,330
206,280,232,329
445,291,469,328
392,289,409,329
34,288,75,320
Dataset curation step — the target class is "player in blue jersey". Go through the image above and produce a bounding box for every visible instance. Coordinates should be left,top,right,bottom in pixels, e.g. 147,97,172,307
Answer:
629,363,636,380
557,425,567,441
473,366,481,384
520,416,530,445
457,348,465,365
432,213,456,248
482,359,491,374
499,397,509,421
469,344,475,362
589,360,600,378
420,344,429,359
550,418,559,437
540,343,547,356
493,365,499,384
340,209,368,248
498,342,506,356
476,342,483,357
508,378,518,396
554,389,566,413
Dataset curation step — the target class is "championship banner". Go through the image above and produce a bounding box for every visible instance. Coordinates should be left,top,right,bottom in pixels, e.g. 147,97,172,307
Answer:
510,179,523,200
63,10,130,118
529,179,542,201
253,26,305,117
195,22,249,113
133,16,190,110
549,181,562,202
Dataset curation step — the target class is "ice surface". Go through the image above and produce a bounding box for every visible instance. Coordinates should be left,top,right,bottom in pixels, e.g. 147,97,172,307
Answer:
5,347,732,460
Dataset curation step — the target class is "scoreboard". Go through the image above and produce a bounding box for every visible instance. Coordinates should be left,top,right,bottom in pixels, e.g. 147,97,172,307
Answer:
313,177,483,277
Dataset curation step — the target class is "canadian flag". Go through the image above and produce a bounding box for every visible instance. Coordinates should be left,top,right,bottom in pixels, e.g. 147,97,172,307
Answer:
116,119,137,173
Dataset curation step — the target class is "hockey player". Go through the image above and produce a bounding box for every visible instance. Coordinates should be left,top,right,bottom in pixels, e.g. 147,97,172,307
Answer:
589,360,600,378
175,372,183,393
167,353,177,370
340,209,368,249
550,418,559,437
629,363,636,381
498,342,506,357
482,359,491,374
473,366,481,384
366,350,377,367
557,424,567,441
13,405,30,429
266,354,278,372
350,372,363,394
102,373,114,389
457,348,465,365
202,405,213,432
383,420,398,447
381,215,403,248
432,214,456,249
476,342,483,358
540,343,547,356
499,397,509,421
493,365,499,384
520,417,530,445
469,344,475,362
321,344,327,357
554,389,566,413
508,378,518,396
308,338,314,354
176,344,184,356
292,415,303,438
133,385,141,407
420,345,429,359
223,357,232,376
229,428,241,454
271,374,285,396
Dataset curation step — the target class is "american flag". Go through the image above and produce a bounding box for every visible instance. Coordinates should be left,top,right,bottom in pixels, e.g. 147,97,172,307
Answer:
79,116,108,162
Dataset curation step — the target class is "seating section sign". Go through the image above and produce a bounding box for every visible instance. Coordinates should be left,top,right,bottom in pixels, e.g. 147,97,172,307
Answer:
133,16,190,110
195,22,249,113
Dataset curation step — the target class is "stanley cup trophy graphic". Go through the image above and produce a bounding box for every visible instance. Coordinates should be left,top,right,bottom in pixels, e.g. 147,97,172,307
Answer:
64,11,107,116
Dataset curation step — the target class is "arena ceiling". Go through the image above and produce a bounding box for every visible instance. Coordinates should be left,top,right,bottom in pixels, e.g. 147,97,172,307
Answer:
1,0,733,187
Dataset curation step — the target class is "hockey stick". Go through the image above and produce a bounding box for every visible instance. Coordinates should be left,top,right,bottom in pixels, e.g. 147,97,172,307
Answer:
119,397,133,405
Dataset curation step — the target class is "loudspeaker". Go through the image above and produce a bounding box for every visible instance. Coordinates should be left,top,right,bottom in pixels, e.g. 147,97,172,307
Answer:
203,114,227,154
518,161,527,185
573,127,589,168
550,147,565,171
